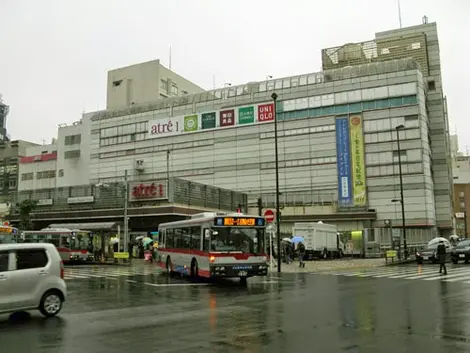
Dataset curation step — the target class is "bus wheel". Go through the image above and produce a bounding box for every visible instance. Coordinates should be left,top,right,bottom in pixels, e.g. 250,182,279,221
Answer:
166,258,172,276
191,259,199,278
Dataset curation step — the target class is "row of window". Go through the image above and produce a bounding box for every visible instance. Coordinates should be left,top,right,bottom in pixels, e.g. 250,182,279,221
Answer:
278,95,418,121
260,156,337,169
64,134,81,145
64,150,81,159
364,129,420,144
0,165,17,174
282,83,416,112
100,132,146,147
366,163,423,177
100,122,147,138
365,149,422,165
260,124,335,139
364,115,419,133
21,169,64,181
161,227,207,251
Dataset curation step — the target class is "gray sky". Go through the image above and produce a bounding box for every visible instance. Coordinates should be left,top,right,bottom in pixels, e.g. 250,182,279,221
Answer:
1,0,469,151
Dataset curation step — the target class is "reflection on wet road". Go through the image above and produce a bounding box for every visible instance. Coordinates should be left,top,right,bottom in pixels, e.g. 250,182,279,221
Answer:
2,265,470,352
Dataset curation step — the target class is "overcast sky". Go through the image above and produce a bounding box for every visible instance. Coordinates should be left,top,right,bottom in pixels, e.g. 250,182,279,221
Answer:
1,0,468,151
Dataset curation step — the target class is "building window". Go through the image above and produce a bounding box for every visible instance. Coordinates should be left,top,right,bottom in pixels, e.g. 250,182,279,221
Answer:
36,170,56,179
460,202,465,209
64,134,81,145
428,80,436,91
64,150,81,159
8,179,16,189
59,169,64,177
460,191,465,198
171,84,178,96
160,79,167,91
21,173,34,181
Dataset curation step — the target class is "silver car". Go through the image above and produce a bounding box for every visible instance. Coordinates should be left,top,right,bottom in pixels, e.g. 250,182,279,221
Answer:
0,243,67,317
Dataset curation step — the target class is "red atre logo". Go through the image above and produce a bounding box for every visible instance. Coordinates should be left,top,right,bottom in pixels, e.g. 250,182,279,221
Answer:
132,183,165,198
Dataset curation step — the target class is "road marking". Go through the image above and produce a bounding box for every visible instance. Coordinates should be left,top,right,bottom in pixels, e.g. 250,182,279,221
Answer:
126,280,137,283
143,282,209,287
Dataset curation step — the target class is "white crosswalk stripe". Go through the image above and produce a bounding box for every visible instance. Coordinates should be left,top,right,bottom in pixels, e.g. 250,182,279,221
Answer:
64,266,158,280
316,265,470,284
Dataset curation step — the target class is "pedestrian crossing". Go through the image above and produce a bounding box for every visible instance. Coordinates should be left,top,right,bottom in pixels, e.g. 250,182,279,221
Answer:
64,266,158,280
319,265,470,284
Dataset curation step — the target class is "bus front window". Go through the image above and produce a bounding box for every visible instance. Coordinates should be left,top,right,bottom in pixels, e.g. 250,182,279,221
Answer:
210,227,264,254
70,233,91,250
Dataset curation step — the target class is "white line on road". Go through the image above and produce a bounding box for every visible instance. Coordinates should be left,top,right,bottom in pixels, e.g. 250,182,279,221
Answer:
126,280,137,283
143,282,209,287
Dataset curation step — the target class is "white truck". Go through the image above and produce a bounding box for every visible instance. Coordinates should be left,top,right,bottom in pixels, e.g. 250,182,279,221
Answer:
293,221,343,260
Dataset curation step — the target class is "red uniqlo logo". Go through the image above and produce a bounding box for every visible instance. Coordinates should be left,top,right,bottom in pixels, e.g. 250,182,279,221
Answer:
258,104,274,122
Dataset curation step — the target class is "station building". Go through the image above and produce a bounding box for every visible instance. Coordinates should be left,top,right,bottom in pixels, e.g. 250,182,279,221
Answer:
13,22,453,240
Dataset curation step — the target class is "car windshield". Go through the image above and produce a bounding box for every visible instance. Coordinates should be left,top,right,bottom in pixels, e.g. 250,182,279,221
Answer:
211,227,264,254
457,240,470,248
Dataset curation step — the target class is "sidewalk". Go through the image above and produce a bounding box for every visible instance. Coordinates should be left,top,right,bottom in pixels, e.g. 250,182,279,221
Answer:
273,258,386,273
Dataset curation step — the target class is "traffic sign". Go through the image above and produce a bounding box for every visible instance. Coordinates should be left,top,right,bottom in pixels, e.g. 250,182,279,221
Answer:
264,209,275,223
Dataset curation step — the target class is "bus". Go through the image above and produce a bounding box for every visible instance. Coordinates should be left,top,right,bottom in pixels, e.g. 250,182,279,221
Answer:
157,212,268,282
0,223,19,244
20,228,94,263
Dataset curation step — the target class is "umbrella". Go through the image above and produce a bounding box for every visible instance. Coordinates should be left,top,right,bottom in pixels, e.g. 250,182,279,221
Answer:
291,236,304,244
135,236,145,241
142,237,153,247
282,237,292,242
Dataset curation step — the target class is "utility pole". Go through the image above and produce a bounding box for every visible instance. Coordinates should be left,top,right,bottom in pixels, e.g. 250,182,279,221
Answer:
271,92,281,273
123,170,129,253
396,125,407,259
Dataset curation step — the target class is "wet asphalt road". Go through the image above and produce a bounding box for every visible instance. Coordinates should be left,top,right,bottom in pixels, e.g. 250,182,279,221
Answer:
2,264,470,353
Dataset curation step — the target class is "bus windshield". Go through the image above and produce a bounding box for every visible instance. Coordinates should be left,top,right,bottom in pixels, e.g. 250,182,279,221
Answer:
211,227,264,254
70,233,92,250
0,233,15,244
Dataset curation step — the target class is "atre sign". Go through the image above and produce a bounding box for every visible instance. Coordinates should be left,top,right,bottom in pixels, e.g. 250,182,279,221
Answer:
129,181,168,202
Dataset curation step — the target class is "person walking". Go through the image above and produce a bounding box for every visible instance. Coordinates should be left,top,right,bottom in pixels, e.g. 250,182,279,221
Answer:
298,241,306,268
437,240,447,275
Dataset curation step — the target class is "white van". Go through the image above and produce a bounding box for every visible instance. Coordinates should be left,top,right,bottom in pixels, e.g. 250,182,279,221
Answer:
0,243,67,317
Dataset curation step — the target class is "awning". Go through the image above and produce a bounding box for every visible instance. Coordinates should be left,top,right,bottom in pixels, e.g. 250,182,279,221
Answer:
46,222,120,231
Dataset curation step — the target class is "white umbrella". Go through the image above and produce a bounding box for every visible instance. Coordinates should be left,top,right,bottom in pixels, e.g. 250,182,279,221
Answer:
282,238,292,242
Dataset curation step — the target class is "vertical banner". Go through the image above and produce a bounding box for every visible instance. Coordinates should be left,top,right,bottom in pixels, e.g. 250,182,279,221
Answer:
335,117,352,206
349,115,367,206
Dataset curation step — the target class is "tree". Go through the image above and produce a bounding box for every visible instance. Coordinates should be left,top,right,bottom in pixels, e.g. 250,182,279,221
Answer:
18,200,37,230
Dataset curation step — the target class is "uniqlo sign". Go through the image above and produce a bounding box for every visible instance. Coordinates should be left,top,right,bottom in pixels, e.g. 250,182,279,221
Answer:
219,109,235,127
257,103,274,122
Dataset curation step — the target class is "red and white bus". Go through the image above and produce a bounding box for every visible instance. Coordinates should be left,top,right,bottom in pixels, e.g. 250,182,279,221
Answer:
20,228,94,263
157,213,268,282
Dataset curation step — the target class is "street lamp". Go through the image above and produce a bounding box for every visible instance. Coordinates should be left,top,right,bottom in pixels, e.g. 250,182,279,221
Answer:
395,124,407,258
271,92,281,273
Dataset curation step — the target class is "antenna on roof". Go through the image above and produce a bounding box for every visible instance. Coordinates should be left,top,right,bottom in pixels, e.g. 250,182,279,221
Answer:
398,0,403,28
212,75,216,90
422,15,428,24
169,45,172,70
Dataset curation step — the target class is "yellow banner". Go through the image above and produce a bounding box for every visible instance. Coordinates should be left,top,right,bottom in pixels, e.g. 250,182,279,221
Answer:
349,115,367,206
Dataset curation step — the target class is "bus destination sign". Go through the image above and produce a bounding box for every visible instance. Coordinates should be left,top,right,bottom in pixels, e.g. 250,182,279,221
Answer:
216,217,265,227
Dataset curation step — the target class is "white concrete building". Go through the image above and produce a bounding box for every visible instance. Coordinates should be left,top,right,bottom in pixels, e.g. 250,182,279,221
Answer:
19,143,58,191
18,114,91,192
106,59,205,109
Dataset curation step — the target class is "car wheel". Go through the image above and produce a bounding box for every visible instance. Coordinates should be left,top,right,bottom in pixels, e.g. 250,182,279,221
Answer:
39,290,63,317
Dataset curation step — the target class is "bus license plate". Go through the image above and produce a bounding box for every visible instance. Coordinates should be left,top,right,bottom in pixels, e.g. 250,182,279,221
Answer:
239,271,248,276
